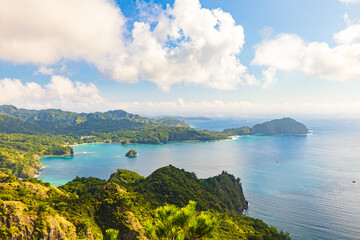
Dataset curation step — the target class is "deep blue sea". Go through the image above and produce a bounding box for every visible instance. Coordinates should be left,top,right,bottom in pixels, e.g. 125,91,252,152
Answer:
39,118,360,240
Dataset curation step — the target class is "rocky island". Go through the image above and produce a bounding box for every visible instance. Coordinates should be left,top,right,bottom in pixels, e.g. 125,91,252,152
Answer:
125,149,137,157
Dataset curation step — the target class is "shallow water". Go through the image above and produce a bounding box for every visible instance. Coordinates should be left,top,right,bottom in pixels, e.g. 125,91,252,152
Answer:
39,118,360,240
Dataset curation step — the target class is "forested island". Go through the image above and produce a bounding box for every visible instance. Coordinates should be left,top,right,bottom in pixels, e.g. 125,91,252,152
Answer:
0,165,291,239
223,118,309,136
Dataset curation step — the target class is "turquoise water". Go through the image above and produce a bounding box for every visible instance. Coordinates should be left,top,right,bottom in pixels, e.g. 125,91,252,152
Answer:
39,118,360,240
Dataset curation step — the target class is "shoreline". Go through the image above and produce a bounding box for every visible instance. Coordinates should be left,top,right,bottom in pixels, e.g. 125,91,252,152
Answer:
68,142,105,147
66,138,232,148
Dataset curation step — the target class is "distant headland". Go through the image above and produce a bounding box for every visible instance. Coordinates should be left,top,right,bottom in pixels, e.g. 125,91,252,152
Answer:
223,118,309,136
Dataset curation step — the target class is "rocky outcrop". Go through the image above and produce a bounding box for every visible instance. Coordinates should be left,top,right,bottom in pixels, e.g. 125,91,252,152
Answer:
125,149,137,157
0,179,99,240
0,201,77,240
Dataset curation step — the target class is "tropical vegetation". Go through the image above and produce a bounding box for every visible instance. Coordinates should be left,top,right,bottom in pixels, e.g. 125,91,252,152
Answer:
0,166,291,239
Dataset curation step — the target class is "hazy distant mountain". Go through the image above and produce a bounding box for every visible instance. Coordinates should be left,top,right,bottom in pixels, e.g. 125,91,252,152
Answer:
252,118,309,135
0,105,189,131
223,118,309,136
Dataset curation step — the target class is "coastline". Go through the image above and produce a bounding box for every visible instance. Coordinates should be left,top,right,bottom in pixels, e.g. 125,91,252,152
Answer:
34,165,46,178
67,137,232,147
68,142,105,147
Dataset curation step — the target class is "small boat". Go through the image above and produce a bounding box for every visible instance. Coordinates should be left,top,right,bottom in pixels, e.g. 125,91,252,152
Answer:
352,181,356,183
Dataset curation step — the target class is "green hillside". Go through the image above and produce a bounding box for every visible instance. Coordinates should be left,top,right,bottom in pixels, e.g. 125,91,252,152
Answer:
115,166,247,216
0,167,291,240
0,133,75,178
0,114,46,134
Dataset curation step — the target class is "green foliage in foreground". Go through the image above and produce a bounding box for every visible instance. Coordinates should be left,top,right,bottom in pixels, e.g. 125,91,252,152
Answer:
0,167,292,240
145,201,218,240
105,229,120,240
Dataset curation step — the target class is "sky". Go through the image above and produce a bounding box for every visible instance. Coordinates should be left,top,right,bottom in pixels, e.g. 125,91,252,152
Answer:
1,0,360,117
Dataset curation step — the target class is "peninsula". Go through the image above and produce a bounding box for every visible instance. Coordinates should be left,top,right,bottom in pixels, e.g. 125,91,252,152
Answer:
222,118,309,136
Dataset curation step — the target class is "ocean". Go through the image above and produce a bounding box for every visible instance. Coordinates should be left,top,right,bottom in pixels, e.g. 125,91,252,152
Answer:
39,118,360,240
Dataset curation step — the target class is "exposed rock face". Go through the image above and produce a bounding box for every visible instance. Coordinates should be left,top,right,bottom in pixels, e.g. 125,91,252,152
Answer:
0,201,77,240
125,149,137,157
0,180,98,240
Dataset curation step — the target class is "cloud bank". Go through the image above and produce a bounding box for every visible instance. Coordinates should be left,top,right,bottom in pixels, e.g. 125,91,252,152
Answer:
252,24,360,82
1,76,359,117
0,0,255,90
0,76,105,111
111,99,360,117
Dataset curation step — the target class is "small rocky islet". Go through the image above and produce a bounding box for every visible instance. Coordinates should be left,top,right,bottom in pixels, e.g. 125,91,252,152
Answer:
125,149,137,157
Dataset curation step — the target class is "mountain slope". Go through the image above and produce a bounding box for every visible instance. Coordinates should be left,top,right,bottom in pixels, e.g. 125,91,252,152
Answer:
0,113,45,134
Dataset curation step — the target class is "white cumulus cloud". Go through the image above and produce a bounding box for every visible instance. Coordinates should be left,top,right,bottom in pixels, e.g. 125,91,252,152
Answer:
262,67,277,88
1,78,360,117
0,0,254,90
252,24,360,82
37,66,54,75
0,76,105,111
102,0,250,90
0,0,125,64
334,24,360,45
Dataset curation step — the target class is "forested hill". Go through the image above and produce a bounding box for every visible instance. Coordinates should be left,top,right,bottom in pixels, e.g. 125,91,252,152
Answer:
252,118,309,135
0,105,189,127
0,166,291,240
222,118,309,136
110,165,248,216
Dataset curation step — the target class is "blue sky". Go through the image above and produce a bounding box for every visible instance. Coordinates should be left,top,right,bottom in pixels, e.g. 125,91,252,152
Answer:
0,0,360,117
